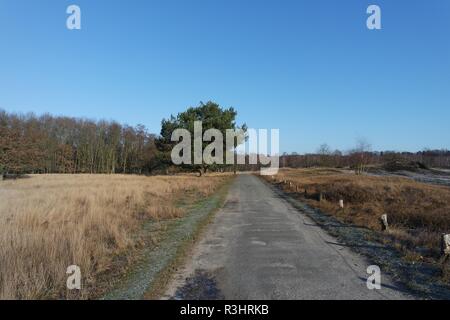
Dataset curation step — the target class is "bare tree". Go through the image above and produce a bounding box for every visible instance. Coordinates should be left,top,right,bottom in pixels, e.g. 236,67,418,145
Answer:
350,138,372,174
317,143,331,167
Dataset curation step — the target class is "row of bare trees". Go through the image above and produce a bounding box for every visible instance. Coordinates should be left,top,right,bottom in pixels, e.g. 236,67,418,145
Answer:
0,110,158,174
281,141,450,170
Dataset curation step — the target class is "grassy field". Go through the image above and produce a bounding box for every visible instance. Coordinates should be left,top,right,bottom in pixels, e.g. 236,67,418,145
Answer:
0,173,230,299
264,168,450,272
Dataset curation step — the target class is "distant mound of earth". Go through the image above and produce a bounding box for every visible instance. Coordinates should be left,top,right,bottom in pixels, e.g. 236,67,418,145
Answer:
382,160,429,172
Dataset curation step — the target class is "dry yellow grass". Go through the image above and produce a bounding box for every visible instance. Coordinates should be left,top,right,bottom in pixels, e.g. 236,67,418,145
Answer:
0,173,229,299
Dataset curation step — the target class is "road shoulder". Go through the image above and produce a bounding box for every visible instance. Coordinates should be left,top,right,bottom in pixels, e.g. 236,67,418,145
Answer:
103,179,232,300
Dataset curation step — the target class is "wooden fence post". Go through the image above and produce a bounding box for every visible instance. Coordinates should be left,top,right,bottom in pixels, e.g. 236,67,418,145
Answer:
380,214,389,231
319,192,324,202
441,234,450,256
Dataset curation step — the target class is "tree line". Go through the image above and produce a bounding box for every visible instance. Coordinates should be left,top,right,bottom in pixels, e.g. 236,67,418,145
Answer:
0,110,158,174
0,101,242,176
281,142,450,170
2,105,449,176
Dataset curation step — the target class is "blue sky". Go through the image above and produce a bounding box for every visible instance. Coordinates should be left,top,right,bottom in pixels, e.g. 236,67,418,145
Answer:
0,0,449,153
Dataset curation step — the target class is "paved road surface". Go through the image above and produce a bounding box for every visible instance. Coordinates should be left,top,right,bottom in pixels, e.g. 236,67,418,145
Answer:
164,175,412,300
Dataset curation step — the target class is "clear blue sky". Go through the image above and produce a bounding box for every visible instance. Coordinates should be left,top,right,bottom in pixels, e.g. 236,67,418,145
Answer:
0,0,449,153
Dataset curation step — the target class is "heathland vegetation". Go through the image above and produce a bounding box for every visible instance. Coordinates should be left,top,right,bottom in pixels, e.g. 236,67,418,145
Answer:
2,101,450,299
0,102,241,299
0,174,230,299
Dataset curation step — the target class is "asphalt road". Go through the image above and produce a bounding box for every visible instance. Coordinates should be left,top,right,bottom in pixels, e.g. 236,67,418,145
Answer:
164,174,412,300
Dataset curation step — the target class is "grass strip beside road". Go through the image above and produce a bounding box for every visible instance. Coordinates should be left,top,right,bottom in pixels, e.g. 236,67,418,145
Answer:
103,179,232,300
